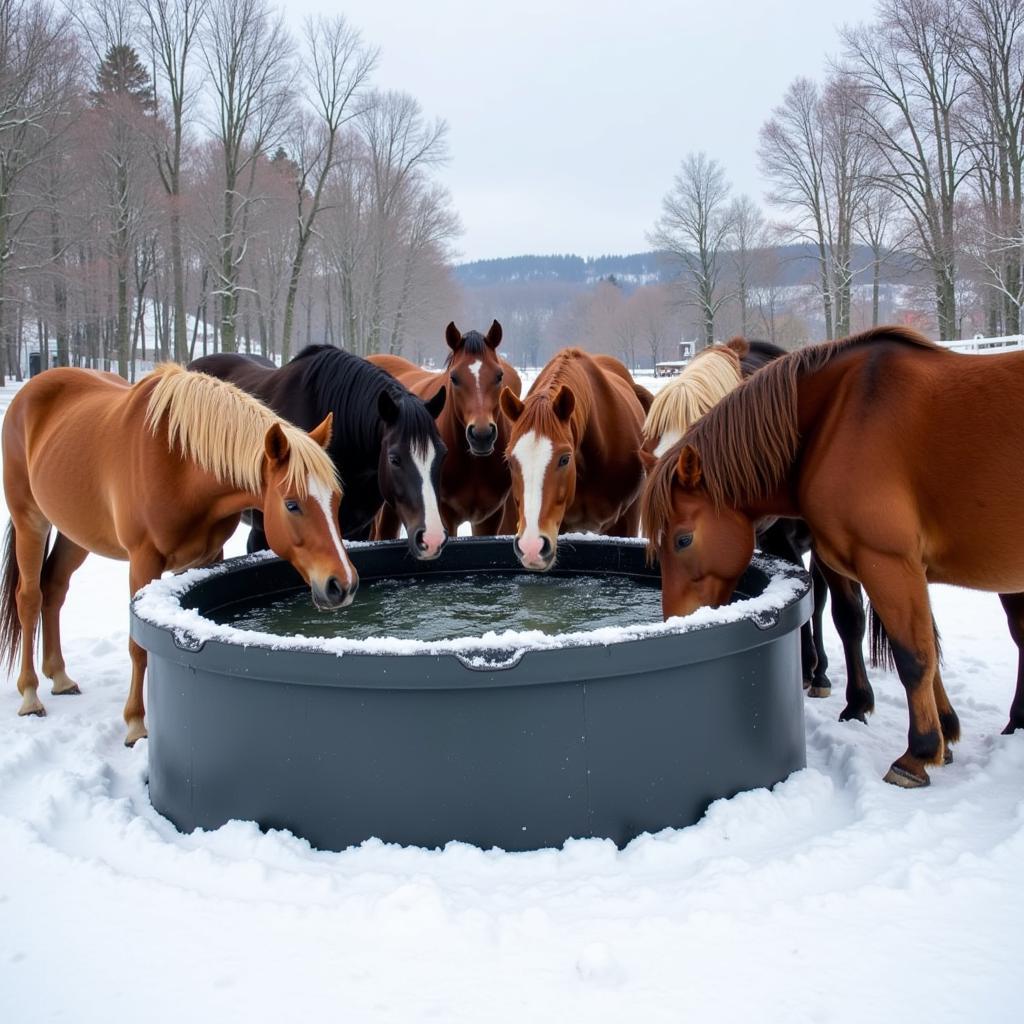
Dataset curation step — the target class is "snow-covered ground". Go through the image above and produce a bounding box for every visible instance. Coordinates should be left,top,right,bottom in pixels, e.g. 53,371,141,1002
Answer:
1,375,1022,1023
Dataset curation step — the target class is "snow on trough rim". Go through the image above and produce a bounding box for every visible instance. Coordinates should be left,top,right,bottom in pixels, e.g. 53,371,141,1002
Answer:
131,538,808,668
1,375,1023,1023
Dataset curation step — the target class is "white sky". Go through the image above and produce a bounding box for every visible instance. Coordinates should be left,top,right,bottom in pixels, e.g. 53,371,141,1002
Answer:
289,0,882,261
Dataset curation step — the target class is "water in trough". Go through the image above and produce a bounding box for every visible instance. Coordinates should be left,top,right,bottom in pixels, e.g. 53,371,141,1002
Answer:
214,571,663,642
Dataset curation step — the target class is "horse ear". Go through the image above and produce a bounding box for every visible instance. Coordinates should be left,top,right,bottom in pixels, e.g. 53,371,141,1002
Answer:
485,320,502,349
500,386,524,423
675,445,703,489
553,384,575,422
378,390,399,426
264,422,290,466
639,448,658,472
724,336,750,358
445,321,462,351
425,385,446,419
308,412,333,449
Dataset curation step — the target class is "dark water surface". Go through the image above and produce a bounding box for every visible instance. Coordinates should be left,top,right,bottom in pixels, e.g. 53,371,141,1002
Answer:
215,572,663,642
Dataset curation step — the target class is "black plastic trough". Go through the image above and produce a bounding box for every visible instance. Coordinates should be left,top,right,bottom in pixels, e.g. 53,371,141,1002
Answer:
131,537,812,852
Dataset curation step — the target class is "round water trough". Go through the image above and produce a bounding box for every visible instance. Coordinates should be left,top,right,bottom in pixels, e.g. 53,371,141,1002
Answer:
131,538,812,852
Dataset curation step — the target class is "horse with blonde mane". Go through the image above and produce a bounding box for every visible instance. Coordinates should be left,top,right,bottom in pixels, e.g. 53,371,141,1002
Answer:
1,364,357,745
643,336,872,719
640,325,1024,788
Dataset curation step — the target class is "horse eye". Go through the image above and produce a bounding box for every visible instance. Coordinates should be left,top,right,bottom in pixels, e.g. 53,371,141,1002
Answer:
675,533,693,551
558,453,571,468
496,370,504,384
450,373,460,387
285,499,301,514
388,453,401,467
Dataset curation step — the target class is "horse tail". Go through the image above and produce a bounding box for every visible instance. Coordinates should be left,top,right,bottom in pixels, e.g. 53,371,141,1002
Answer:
868,603,942,672
0,522,21,672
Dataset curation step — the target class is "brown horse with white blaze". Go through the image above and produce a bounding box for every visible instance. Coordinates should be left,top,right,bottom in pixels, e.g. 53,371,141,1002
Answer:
370,320,523,534
641,325,1024,788
1,364,357,746
500,348,652,570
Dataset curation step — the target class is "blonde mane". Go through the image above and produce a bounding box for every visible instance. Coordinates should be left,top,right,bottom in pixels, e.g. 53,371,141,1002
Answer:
643,345,743,442
144,363,339,497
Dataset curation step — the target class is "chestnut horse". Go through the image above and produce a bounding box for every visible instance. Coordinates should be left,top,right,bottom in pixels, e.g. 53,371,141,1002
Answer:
640,325,1024,788
370,321,523,535
500,348,652,570
643,336,872,716
1,364,357,746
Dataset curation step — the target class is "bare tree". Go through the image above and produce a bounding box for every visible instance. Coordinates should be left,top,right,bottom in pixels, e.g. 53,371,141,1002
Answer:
650,151,734,348
141,0,206,363
201,0,293,352
727,194,765,338
840,0,972,340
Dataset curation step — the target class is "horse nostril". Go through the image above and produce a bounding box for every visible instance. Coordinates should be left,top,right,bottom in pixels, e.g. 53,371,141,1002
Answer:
539,536,552,558
513,537,524,558
485,423,497,442
325,576,345,604
467,424,477,440
414,529,428,551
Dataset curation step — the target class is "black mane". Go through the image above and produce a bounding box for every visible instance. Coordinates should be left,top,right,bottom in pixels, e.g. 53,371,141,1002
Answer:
444,331,488,367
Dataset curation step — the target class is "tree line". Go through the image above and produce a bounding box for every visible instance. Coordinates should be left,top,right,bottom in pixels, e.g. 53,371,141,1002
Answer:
653,0,1024,346
0,0,460,379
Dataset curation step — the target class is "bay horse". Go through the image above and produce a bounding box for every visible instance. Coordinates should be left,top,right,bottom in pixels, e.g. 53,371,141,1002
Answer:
369,320,523,535
190,345,448,558
643,337,872,717
1,364,357,746
500,348,652,570
639,325,1024,788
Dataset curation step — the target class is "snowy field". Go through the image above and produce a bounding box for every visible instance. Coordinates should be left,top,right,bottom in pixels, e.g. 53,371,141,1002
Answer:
1,374,1022,1023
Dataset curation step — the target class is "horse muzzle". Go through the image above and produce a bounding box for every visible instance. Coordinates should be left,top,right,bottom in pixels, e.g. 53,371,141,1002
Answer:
466,422,498,456
514,534,555,572
312,573,359,610
410,525,448,561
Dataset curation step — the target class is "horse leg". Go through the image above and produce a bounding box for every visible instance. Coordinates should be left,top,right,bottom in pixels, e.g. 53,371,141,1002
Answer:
858,560,943,788
759,522,817,687
932,665,960,764
806,556,831,698
609,501,641,539
40,533,89,696
123,547,166,747
11,515,50,717
497,495,518,535
472,507,505,537
999,592,1024,734
816,560,873,723
372,502,401,541
246,509,269,553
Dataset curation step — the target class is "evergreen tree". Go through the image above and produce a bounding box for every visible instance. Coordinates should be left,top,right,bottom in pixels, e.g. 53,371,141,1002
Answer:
92,45,155,111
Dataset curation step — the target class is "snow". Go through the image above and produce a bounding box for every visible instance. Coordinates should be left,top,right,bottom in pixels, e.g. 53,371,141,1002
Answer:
1,377,1022,1023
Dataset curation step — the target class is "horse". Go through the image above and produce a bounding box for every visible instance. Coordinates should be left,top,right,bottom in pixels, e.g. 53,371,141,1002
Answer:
190,345,448,559
499,347,652,570
639,324,1024,788
642,337,872,715
0,363,357,746
369,320,523,535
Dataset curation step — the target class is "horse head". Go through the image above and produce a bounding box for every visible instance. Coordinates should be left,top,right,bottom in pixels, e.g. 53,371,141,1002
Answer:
445,320,508,456
260,413,360,609
640,444,755,619
500,383,578,571
377,387,449,559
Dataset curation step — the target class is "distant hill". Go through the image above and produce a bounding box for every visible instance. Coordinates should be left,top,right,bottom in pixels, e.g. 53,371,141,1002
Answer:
455,245,919,290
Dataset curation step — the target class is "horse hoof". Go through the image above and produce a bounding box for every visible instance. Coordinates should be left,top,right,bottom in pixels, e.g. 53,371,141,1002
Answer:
943,747,953,765
806,685,831,699
124,721,148,747
883,764,930,788
839,707,868,724
1002,721,1023,735
52,681,81,696
17,699,46,717
802,678,812,691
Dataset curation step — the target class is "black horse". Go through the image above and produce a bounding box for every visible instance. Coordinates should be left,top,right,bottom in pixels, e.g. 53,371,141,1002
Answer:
189,346,449,559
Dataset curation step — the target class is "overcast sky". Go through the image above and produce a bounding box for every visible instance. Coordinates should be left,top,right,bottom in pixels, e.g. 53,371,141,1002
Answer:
289,0,882,261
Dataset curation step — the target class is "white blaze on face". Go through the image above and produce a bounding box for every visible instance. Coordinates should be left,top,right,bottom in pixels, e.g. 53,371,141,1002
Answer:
412,442,445,554
511,430,553,562
654,428,683,459
307,474,355,586
468,359,482,392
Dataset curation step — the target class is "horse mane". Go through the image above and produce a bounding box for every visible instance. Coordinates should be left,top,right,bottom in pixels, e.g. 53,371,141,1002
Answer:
511,348,594,442
444,330,488,368
641,326,941,544
643,345,743,441
290,344,438,455
144,363,339,498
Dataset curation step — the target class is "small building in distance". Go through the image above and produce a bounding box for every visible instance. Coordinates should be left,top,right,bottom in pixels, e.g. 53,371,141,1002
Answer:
655,340,696,377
